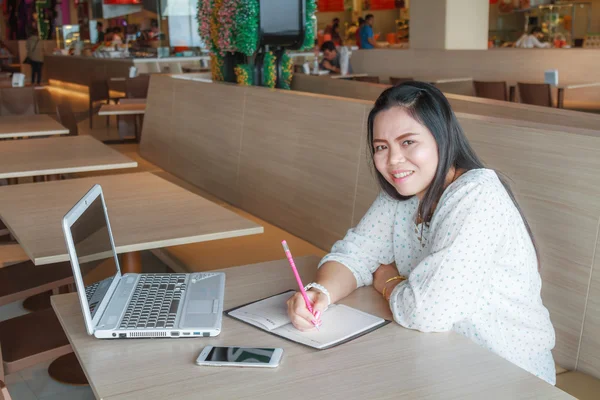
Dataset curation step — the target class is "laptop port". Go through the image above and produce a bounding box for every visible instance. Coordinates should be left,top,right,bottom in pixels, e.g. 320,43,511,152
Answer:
193,332,201,336
119,333,126,338
183,332,190,336
171,331,180,337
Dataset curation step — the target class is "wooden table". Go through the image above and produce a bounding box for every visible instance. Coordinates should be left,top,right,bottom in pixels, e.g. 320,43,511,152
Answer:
330,73,369,80
98,103,146,116
421,77,473,84
0,172,263,267
556,82,600,108
0,114,69,139
51,256,573,400
508,82,600,108
0,135,138,180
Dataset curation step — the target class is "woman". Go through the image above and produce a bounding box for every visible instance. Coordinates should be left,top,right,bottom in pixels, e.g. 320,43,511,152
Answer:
287,82,556,385
515,26,550,48
25,29,43,85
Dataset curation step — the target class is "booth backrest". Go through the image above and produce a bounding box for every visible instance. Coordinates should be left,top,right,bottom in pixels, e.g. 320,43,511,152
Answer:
140,74,600,377
291,74,600,135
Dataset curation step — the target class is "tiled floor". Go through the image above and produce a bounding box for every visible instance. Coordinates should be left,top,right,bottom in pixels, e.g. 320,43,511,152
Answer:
1,251,171,400
0,301,96,400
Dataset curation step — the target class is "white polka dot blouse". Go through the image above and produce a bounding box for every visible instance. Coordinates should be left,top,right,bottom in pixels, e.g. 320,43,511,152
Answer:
319,169,556,385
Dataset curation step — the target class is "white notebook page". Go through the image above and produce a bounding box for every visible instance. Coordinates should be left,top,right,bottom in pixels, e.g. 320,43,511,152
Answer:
229,291,385,349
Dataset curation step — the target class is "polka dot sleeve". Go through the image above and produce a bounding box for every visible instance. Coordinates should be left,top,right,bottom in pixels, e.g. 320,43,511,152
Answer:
389,179,509,332
318,191,396,287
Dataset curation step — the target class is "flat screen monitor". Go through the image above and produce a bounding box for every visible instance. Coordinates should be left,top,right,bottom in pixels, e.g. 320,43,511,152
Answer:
259,0,305,49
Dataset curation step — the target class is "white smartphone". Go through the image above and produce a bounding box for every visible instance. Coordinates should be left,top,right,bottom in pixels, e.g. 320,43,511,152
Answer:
195,346,283,368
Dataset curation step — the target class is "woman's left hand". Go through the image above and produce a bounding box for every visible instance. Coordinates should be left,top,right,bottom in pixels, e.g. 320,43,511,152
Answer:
373,263,400,295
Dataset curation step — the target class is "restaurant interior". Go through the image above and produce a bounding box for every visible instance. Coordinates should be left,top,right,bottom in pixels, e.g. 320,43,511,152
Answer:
0,0,600,399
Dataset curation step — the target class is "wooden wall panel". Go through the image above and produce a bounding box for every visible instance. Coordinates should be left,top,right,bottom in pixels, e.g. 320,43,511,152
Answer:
238,87,367,250
292,75,600,136
578,221,600,378
168,80,246,206
139,75,175,171
458,115,600,370
291,74,386,102
350,49,600,105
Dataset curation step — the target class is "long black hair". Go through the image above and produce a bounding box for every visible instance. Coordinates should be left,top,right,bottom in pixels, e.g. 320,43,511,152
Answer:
367,82,539,263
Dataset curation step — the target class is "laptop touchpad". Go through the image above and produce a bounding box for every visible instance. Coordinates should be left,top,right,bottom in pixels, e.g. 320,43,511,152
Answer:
188,300,213,314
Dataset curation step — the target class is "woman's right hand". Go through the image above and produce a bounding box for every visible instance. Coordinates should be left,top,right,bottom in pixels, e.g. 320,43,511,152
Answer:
286,290,329,332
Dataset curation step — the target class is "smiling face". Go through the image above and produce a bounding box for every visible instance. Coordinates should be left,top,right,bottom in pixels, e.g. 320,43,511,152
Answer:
372,107,439,200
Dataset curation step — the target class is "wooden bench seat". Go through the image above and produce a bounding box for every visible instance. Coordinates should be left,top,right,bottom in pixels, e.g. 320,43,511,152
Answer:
556,372,600,399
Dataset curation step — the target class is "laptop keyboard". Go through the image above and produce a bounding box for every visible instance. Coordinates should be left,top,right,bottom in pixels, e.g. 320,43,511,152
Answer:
119,274,187,330
85,282,101,314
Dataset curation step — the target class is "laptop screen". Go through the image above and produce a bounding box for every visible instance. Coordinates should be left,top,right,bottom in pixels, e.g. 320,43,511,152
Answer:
70,195,118,319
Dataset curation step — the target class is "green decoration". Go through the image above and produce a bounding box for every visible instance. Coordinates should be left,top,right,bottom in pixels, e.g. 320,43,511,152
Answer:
211,53,225,81
262,51,276,88
235,64,254,86
301,0,317,50
279,53,294,90
235,0,260,56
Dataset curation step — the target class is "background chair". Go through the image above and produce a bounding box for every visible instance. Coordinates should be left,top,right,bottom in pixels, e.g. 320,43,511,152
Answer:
88,78,110,129
0,260,73,310
0,87,36,116
353,76,380,83
389,77,414,85
473,81,509,101
125,75,150,99
56,102,78,136
0,309,74,382
517,82,553,107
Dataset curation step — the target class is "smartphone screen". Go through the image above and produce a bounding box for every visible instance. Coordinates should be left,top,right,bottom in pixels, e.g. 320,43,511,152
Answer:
204,347,277,364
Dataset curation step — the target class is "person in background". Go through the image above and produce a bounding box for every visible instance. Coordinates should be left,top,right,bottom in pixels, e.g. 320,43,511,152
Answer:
331,22,342,46
112,27,123,45
26,28,43,85
360,14,376,49
149,19,162,40
97,21,105,42
355,17,365,48
515,26,550,48
324,18,340,37
319,41,342,73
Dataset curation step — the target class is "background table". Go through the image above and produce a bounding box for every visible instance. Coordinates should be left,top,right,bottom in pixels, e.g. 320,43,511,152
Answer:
0,172,263,267
0,114,69,139
0,135,138,179
557,82,600,108
99,103,146,116
51,256,572,400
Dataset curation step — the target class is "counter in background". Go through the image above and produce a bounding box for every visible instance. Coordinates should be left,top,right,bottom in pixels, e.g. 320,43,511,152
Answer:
46,55,133,91
45,55,209,92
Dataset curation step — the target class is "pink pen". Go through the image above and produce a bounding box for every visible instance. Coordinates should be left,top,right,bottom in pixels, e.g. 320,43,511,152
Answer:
281,240,321,330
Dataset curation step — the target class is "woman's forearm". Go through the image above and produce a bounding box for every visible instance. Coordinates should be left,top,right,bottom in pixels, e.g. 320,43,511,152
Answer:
315,261,358,304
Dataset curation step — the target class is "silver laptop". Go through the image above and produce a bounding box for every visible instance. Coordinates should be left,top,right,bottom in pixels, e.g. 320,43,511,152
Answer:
61,184,225,339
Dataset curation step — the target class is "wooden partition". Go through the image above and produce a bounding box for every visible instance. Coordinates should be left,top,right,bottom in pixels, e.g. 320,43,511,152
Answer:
45,55,133,87
350,48,600,108
291,74,600,134
140,75,600,376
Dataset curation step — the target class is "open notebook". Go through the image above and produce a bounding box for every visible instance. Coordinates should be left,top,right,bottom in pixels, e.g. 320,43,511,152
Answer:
227,290,390,350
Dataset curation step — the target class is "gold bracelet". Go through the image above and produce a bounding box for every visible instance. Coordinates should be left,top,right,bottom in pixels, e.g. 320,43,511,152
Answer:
382,275,406,299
